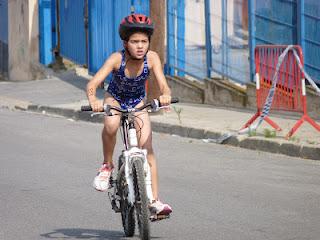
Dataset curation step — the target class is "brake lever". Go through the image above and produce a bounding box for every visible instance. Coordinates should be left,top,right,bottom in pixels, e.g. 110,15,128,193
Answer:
148,99,160,113
148,105,170,113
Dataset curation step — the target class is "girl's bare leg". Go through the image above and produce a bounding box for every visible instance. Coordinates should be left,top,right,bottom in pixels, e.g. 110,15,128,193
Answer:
102,93,121,165
134,103,159,200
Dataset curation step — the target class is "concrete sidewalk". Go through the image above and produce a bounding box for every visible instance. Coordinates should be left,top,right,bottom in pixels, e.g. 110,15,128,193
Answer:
1,69,319,160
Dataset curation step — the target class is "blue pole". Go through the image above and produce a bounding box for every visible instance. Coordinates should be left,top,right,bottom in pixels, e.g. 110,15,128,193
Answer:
38,0,54,65
177,0,185,77
297,0,305,56
204,0,212,78
166,0,175,76
248,0,255,82
51,0,57,53
225,0,229,78
222,0,227,78
112,0,115,52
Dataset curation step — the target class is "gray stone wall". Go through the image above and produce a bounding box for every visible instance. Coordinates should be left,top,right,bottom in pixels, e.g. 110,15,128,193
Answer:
167,76,320,120
167,75,205,104
306,86,320,121
204,78,247,108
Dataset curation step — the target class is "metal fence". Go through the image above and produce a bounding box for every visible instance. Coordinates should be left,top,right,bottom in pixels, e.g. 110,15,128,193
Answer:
166,0,250,84
209,0,249,83
167,0,320,85
36,0,320,85
301,0,320,85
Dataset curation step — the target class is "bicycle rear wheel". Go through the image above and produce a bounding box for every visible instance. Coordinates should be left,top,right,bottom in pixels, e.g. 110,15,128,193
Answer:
118,165,135,237
132,157,150,240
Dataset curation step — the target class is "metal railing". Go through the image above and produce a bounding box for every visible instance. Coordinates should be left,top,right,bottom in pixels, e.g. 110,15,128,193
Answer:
166,0,320,85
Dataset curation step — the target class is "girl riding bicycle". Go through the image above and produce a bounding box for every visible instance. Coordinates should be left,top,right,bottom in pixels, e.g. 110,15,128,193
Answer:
86,14,172,216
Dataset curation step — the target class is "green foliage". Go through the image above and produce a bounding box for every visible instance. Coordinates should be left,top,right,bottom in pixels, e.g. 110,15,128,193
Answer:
306,139,316,145
263,128,276,138
173,106,183,124
248,128,257,137
288,136,300,143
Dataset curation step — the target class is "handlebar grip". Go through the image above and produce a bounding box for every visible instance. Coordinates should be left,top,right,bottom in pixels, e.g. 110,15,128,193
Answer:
157,97,179,108
81,105,92,111
170,97,179,104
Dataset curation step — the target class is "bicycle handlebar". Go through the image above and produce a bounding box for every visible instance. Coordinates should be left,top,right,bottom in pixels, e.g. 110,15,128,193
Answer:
81,97,179,113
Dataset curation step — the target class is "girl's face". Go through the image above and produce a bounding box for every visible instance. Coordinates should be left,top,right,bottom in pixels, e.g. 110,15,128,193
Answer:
125,32,149,59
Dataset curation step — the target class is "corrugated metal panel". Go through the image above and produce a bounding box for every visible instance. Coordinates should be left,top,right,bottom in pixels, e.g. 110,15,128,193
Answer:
88,0,149,77
0,0,8,75
59,0,86,65
88,0,114,75
132,0,150,14
249,0,298,81
254,0,297,45
113,1,133,52
304,0,320,84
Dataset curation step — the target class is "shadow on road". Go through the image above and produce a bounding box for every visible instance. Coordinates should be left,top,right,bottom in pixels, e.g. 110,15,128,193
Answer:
40,228,126,239
41,228,162,239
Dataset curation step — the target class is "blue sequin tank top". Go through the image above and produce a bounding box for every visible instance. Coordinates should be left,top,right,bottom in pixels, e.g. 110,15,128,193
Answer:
107,50,149,109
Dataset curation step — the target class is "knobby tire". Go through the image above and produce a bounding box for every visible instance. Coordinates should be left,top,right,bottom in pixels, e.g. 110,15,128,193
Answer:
118,163,135,237
132,157,150,240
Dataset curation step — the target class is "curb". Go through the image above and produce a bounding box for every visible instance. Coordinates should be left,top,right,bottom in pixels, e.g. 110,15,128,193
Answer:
21,104,320,161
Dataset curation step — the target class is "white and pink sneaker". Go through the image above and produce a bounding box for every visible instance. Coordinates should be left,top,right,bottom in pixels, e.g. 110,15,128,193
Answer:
93,163,114,192
149,200,172,216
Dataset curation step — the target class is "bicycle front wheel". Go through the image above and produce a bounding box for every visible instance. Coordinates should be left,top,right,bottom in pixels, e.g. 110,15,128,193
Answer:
132,157,150,240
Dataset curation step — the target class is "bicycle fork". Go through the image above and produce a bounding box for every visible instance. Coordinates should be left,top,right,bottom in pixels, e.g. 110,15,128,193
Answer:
108,149,154,213
124,149,153,205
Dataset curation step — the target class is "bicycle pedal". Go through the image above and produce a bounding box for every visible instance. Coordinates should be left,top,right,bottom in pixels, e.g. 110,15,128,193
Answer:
149,214,170,222
109,177,117,187
111,203,121,213
108,192,121,213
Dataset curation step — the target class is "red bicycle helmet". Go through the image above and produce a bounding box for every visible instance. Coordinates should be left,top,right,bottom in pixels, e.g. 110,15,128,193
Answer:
119,14,154,41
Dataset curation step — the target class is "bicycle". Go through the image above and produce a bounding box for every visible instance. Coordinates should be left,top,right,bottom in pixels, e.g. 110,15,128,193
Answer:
81,97,178,240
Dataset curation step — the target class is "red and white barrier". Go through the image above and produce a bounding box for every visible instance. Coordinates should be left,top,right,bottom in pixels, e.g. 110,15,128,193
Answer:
242,45,320,138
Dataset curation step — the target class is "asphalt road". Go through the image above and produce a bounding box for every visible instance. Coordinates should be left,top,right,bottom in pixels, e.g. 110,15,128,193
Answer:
1,108,320,240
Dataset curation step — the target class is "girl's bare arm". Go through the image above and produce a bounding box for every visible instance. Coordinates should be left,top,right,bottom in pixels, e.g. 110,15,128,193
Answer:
149,51,172,105
86,52,120,111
